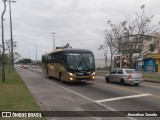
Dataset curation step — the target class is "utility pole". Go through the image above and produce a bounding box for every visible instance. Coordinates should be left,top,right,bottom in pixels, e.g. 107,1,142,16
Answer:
36,45,37,66
104,50,108,68
1,0,7,82
29,51,30,59
51,32,56,50
9,0,16,72
120,55,122,68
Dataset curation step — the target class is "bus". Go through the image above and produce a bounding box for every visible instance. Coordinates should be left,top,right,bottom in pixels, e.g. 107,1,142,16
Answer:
42,48,95,83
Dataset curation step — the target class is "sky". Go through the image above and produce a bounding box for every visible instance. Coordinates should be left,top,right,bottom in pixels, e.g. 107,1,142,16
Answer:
0,0,160,60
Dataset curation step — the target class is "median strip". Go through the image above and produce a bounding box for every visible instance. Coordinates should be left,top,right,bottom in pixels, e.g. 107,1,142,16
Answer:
95,94,152,103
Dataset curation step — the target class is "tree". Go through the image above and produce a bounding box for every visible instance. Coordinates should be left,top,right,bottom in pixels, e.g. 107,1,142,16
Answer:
101,5,160,69
118,5,160,68
99,20,118,72
0,54,2,67
149,43,156,52
22,59,32,64
17,58,31,64
1,0,7,82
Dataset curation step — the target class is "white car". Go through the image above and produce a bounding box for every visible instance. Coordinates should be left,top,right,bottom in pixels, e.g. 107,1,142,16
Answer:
105,68,143,86
17,64,21,67
31,64,37,68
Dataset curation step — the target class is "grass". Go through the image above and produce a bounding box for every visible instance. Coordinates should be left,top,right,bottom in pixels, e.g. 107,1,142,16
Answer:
96,70,107,76
0,67,47,120
143,75,160,80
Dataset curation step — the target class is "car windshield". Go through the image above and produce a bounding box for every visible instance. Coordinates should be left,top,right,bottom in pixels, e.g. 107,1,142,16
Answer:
125,70,137,74
67,53,95,71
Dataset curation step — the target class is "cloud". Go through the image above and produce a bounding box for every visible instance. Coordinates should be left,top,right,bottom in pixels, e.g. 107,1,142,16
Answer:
0,0,160,60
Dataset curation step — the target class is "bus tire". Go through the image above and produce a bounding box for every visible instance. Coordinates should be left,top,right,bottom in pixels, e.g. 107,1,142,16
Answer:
59,73,64,83
47,70,51,79
47,74,51,79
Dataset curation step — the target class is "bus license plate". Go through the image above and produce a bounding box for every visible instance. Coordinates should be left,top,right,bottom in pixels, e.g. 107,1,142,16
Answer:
81,80,86,82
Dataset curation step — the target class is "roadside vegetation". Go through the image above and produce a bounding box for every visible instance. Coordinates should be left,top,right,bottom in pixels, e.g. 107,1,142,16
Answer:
143,75,160,80
0,67,47,120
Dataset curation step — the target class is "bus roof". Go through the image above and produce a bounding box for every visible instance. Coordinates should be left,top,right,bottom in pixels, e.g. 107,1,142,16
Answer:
62,48,92,53
43,48,93,55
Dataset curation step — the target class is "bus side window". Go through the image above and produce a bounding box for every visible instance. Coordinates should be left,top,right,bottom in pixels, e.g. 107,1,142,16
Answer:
42,55,48,63
63,53,67,68
42,56,45,63
51,53,55,63
48,55,52,63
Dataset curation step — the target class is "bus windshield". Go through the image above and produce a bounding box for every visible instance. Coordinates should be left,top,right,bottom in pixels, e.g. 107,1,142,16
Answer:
67,53,95,71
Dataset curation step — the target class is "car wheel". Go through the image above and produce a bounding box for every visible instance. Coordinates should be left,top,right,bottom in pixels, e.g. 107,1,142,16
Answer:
105,77,110,83
120,79,125,85
135,83,139,86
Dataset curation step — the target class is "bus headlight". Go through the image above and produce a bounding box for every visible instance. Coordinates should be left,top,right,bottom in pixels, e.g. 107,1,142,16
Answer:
68,72,73,76
92,72,95,75
70,77,73,80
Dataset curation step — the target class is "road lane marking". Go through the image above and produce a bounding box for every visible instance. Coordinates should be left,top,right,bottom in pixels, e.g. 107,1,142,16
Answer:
95,94,152,103
95,81,160,100
18,68,137,120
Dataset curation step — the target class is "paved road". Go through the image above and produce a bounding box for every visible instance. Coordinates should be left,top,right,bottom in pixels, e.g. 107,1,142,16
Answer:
16,67,160,120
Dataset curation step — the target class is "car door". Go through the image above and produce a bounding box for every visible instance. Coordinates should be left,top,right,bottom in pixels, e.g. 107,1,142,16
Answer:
109,69,118,82
116,69,123,82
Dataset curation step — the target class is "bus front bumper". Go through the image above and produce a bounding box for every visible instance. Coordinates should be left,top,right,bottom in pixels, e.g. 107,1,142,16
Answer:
68,75,95,82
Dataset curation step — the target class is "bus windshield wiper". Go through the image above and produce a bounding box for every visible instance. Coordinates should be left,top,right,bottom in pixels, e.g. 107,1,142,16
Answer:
77,58,90,70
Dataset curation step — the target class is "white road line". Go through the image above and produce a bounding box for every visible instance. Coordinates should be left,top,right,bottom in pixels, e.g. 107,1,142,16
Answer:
95,94,152,103
20,68,138,120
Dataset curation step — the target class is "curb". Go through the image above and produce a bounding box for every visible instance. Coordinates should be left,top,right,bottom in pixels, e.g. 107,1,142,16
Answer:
143,79,160,84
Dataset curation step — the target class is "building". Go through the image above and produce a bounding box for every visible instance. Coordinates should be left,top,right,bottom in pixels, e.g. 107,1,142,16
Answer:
114,55,129,68
136,33,160,72
143,54,160,72
118,34,154,69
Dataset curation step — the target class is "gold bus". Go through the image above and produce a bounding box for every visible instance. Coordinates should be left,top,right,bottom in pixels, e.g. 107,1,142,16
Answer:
42,48,95,83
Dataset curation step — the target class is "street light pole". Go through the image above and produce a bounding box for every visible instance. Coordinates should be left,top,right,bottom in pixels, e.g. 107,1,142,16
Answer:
9,0,16,72
51,32,56,50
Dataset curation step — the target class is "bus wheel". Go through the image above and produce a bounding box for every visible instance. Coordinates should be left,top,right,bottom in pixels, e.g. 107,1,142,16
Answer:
59,73,64,83
47,70,51,79
47,74,51,79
